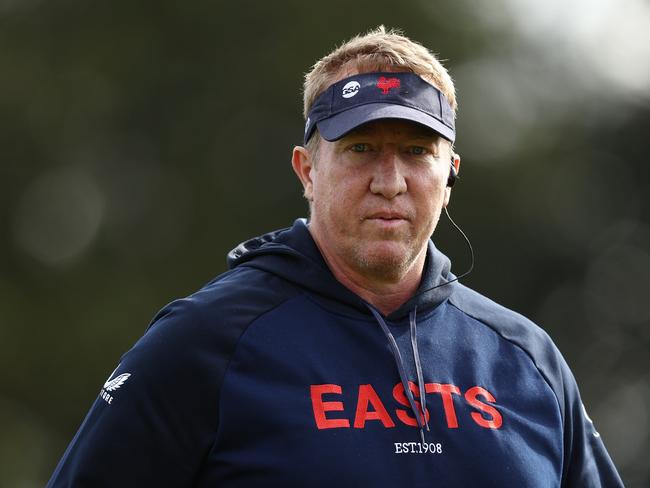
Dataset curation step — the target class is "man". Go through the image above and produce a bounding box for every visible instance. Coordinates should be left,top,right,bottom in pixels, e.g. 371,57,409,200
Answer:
47,27,623,487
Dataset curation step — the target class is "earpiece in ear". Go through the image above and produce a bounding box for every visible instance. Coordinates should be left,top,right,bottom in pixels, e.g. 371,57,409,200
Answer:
447,160,458,188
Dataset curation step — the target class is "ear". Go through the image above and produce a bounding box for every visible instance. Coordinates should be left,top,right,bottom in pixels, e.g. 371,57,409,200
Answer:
444,152,461,207
292,145,315,201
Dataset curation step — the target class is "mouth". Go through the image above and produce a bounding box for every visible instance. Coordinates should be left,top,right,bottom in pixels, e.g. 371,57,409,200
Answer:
366,211,410,221
364,211,410,227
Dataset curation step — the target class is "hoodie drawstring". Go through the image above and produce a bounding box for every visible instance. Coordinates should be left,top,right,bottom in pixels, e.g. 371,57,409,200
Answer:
410,307,430,434
367,305,428,444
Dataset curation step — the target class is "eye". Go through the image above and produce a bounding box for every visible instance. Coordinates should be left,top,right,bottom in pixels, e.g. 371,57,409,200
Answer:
350,143,369,153
408,146,428,156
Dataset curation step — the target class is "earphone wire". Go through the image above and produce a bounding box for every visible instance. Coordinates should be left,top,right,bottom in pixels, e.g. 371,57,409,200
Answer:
412,206,475,299
443,206,474,282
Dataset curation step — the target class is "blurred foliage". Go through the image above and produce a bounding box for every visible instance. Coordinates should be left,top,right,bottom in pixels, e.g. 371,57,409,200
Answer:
1,0,648,486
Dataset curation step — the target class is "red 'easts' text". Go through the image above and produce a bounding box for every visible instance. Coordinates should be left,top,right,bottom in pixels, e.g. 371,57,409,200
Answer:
310,382,502,430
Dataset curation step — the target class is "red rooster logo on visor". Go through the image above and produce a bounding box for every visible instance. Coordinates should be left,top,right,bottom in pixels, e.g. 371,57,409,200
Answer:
376,76,401,94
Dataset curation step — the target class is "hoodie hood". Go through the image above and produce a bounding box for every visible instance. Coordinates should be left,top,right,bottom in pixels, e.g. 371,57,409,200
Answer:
227,218,457,321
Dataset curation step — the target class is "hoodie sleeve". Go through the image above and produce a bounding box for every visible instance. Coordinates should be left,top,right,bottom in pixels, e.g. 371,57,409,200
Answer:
560,356,624,487
448,285,624,487
45,297,225,488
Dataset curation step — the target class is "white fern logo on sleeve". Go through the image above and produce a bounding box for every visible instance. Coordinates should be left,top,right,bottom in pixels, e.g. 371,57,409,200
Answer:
104,373,131,391
99,364,132,404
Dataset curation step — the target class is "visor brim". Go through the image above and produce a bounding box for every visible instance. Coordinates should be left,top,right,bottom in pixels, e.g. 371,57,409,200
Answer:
316,103,455,143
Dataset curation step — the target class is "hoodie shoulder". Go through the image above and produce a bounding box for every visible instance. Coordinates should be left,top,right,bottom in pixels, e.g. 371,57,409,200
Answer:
148,264,302,343
46,264,301,488
448,284,624,486
448,284,567,414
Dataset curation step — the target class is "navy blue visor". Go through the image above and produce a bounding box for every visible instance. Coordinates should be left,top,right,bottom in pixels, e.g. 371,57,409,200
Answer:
304,71,455,145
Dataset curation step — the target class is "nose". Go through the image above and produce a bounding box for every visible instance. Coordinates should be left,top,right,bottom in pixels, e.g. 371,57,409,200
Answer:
369,148,407,199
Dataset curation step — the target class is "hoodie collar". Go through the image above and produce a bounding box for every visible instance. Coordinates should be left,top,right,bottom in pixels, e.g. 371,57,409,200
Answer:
228,218,456,320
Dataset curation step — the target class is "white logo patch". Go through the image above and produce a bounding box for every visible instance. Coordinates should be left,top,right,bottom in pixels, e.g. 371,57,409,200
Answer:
99,364,131,405
342,81,360,98
104,373,131,391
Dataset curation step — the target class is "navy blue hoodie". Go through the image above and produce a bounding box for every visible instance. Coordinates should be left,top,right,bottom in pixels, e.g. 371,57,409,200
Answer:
47,219,623,487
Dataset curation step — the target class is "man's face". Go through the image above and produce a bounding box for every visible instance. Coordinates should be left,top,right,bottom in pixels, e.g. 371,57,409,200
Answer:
305,119,453,283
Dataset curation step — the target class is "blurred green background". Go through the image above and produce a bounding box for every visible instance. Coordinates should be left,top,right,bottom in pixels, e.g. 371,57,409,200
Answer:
1,0,649,486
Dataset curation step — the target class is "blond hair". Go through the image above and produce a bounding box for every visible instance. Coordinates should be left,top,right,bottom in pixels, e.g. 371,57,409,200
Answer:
303,26,457,121
302,27,457,157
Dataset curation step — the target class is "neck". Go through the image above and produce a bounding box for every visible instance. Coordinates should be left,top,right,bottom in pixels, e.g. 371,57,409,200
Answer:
309,229,426,316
